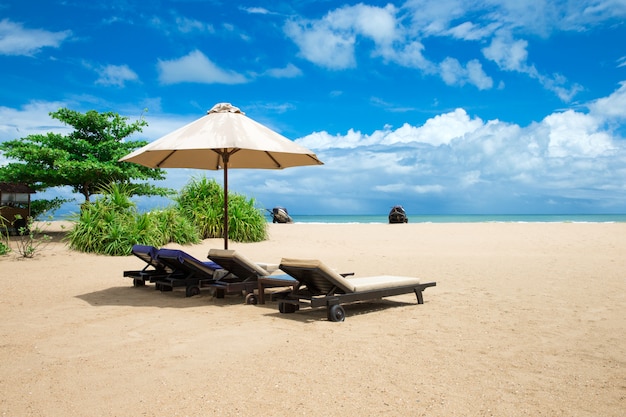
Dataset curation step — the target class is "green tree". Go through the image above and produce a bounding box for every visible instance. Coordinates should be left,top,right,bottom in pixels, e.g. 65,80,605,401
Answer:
0,108,168,202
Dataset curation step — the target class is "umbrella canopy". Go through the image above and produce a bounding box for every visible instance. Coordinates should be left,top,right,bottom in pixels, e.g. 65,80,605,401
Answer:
120,103,323,249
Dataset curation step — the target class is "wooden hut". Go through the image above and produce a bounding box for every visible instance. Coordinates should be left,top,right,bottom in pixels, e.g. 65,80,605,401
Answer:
0,182,35,234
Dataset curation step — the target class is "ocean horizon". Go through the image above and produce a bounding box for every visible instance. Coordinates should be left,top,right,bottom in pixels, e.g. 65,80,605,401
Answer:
48,206,626,224
274,214,626,224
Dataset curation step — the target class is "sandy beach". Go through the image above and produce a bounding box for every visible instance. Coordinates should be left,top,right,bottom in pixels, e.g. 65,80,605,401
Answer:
0,221,624,416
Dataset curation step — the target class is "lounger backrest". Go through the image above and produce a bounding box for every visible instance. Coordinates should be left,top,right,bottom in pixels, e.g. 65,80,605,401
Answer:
279,258,355,294
157,249,219,276
208,249,270,279
131,245,167,270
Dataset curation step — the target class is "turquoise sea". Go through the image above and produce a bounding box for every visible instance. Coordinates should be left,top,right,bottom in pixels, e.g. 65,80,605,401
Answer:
271,214,626,224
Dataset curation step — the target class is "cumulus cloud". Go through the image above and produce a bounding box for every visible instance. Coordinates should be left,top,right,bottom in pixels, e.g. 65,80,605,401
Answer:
157,50,248,84
0,19,71,56
284,19,357,70
95,64,139,87
3,83,626,215
289,82,626,213
482,31,530,73
284,3,399,70
439,58,493,89
284,2,626,99
588,81,626,121
283,3,496,89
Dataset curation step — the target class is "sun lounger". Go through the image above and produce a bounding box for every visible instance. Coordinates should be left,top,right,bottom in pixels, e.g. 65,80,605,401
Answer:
153,249,222,297
207,249,284,304
276,258,436,322
123,245,179,287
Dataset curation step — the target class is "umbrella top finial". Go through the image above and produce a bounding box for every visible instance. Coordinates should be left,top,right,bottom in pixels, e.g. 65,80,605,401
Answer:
208,103,244,115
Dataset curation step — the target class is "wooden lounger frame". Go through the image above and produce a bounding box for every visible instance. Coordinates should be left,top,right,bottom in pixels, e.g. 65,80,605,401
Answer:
123,245,180,287
277,259,436,322
152,249,221,297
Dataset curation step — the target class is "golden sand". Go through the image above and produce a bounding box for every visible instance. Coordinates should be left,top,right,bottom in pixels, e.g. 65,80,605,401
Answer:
1,222,624,416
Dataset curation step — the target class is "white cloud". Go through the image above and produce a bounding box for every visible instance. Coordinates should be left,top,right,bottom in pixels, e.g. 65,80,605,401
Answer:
242,7,273,15
95,64,139,87
264,63,302,78
157,50,248,84
588,81,626,121
284,19,357,70
299,108,484,150
439,57,493,90
174,16,214,34
285,1,626,99
543,110,614,158
4,82,626,214
388,41,435,72
284,3,499,89
290,83,626,213
447,21,500,41
482,30,582,101
482,30,530,72
0,19,71,56
0,101,69,143
284,3,399,70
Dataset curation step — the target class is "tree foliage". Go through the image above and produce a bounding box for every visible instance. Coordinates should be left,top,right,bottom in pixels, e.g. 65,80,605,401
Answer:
0,108,168,201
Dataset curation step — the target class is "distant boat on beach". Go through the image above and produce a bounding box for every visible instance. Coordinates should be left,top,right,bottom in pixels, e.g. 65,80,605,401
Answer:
269,207,293,223
388,205,408,224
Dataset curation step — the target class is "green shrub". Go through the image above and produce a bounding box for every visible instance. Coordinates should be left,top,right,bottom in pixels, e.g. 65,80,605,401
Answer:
66,183,200,256
66,178,267,256
227,194,268,242
176,177,267,243
148,208,200,245
175,177,224,238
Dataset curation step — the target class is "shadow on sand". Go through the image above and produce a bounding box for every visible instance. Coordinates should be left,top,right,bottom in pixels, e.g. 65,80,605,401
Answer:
76,284,250,309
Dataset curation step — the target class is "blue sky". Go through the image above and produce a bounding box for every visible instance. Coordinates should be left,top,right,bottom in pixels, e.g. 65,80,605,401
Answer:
1,0,626,215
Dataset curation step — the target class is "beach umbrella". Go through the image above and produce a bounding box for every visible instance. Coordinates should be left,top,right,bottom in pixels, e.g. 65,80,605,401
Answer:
120,103,323,249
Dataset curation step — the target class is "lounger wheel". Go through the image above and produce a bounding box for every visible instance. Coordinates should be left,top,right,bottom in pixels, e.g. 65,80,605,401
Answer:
215,288,225,299
185,286,200,297
133,279,145,287
278,301,298,314
245,293,258,305
327,304,346,322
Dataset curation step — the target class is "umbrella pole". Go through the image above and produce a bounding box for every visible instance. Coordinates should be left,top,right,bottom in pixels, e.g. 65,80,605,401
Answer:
223,155,229,250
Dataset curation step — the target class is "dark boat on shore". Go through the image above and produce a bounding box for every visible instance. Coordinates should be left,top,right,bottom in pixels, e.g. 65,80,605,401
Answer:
269,207,293,223
388,205,408,224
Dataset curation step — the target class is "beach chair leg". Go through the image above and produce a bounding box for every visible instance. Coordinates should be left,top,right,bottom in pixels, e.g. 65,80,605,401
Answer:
415,289,424,304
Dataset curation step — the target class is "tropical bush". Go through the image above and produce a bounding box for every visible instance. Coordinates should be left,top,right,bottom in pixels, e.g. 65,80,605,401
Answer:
66,183,200,256
226,193,268,243
175,177,224,239
175,177,267,242
66,178,267,256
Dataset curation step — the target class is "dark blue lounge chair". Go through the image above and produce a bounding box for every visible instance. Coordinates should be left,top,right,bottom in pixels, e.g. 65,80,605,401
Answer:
123,245,178,287
153,249,222,297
